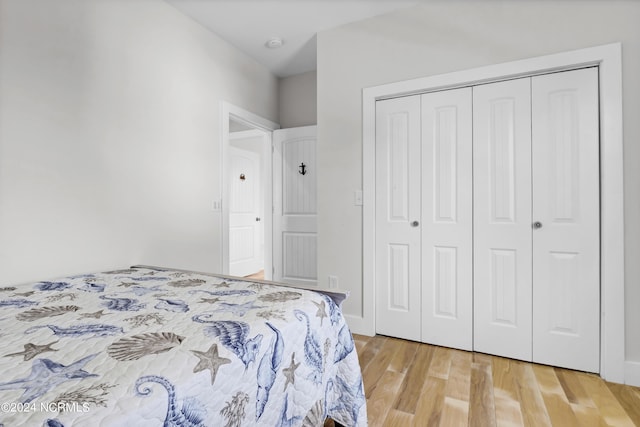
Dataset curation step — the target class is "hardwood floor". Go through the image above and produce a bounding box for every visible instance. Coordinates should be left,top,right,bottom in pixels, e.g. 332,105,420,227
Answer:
244,270,264,280
353,334,640,427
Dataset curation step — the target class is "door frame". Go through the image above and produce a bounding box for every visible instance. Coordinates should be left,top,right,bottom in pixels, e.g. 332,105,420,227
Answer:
362,43,624,383
221,102,279,279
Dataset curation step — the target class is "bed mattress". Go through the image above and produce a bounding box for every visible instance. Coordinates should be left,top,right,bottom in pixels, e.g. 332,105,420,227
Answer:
0,266,367,426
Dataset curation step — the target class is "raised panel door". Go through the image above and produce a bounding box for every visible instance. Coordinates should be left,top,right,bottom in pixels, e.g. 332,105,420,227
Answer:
531,68,600,373
421,88,473,350
375,95,422,341
473,78,533,361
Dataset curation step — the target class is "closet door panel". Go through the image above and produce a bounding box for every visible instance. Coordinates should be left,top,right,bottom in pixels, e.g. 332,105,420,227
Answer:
473,78,533,361
532,68,600,373
375,95,422,341
421,88,473,350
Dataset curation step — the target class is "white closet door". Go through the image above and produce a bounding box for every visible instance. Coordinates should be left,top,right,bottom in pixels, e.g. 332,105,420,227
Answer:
531,68,600,373
473,78,533,361
375,96,422,341
421,88,473,350
273,126,317,287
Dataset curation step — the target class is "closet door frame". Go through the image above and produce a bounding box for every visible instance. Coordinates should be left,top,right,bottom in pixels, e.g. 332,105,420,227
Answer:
362,43,624,383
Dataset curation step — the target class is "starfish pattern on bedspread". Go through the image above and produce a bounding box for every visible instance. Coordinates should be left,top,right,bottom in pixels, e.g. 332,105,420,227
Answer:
191,344,231,385
4,341,59,361
282,352,300,391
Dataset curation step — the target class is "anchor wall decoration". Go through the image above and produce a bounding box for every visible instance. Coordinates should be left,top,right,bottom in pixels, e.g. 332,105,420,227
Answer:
298,162,307,175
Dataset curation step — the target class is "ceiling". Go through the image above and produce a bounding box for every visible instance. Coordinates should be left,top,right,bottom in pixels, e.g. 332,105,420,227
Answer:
165,0,419,77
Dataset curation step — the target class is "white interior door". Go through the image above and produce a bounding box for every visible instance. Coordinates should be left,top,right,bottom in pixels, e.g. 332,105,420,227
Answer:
421,88,473,350
229,146,263,277
473,78,533,361
273,126,317,287
375,96,422,341
531,68,600,373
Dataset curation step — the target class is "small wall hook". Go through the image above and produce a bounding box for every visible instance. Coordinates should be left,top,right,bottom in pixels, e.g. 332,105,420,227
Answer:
240,173,246,181
298,162,307,175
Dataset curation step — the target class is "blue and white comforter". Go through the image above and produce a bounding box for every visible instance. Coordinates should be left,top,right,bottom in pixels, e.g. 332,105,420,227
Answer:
0,266,366,426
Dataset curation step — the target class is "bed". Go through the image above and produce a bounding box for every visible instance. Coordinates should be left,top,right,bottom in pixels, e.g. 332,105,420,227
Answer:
0,266,367,426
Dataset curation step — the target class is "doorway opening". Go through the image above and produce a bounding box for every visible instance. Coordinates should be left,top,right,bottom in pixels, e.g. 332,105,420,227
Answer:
221,102,279,280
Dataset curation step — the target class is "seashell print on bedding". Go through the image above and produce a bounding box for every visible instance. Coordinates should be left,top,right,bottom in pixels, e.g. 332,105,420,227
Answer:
0,266,367,426
107,332,184,361
16,306,80,322
258,291,302,303
303,399,325,427
168,279,206,288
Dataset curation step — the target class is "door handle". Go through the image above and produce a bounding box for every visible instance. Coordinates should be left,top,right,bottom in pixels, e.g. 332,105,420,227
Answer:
411,221,420,227
256,217,261,222
533,221,542,229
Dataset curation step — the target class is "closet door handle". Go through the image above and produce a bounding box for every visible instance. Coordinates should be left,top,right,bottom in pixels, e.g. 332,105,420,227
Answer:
533,221,542,229
411,221,420,227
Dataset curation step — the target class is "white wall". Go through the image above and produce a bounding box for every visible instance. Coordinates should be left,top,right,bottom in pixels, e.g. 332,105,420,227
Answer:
278,70,317,128
317,0,640,365
0,0,278,284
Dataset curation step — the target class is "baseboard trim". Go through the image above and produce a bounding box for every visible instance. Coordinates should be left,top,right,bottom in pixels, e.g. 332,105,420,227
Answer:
625,361,640,387
344,314,374,337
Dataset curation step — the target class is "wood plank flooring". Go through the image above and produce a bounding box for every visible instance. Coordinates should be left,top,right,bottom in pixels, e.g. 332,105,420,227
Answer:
244,270,264,280
353,334,640,426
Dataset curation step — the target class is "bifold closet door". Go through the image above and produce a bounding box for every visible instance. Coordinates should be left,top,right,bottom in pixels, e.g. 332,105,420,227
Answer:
421,88,473,351
473,78,533,361
375,95,422,341
531,68,600,373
